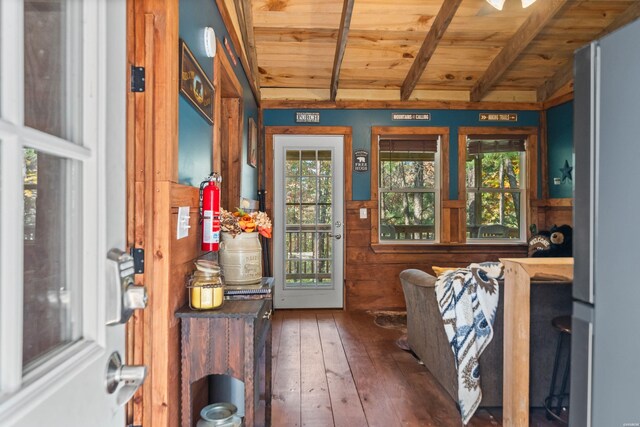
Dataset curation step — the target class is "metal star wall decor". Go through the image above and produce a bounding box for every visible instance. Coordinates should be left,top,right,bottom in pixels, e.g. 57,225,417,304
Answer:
560,160,573,182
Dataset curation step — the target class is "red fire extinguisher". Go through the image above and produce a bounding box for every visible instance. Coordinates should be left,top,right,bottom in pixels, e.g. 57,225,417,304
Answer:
199,172,222,252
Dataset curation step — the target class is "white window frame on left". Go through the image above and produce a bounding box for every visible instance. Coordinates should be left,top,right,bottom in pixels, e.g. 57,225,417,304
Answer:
0,0,107,411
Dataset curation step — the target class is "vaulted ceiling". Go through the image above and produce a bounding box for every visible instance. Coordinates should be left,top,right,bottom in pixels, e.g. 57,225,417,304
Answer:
224,0,640,105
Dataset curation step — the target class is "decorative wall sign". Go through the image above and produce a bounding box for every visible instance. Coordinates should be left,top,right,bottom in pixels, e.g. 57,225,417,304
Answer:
179,39,214,125
391,112,431,121
295,112,320,123
354,150,369,172
224,37,238,66
248,117,258,168
479,113,518,122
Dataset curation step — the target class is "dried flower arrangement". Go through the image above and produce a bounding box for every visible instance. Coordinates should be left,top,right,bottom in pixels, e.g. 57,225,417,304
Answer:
220,208,272,238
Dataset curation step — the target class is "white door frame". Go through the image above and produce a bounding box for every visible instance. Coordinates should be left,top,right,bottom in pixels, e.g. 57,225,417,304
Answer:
273,134,345,309
0,1,128,425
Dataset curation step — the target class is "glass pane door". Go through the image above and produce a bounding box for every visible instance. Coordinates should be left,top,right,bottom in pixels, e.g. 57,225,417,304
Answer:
285,149,333,288
273,135,344,309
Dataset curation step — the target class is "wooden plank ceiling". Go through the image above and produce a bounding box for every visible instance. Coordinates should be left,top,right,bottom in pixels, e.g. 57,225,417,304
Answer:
226,0,640,103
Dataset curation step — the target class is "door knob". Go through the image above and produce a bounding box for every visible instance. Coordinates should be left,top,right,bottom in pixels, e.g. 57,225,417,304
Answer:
106,352,147,406
329,233,342,240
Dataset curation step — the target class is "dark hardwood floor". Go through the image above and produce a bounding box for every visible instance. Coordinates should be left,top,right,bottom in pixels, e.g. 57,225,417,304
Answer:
271,310,565,427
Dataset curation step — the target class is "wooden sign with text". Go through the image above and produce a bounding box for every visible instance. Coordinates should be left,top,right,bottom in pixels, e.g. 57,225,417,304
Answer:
392,112,431,121
479,113,518,122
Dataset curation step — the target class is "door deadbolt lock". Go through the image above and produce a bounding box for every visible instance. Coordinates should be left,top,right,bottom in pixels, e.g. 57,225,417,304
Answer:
106,248,148,325
106,352,147,406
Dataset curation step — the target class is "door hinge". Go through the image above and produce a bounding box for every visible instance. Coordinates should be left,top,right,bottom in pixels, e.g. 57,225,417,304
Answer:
130,65,145,92
130,248,145,274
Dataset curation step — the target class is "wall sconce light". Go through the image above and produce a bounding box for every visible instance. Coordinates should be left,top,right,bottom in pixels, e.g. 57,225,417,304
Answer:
203,27,216,58
486,0,538,10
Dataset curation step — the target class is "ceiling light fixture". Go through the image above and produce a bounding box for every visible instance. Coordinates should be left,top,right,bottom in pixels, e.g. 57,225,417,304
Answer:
486,0,506,10
486,0,538,10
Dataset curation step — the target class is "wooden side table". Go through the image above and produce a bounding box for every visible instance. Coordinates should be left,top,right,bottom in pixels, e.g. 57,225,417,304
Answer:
176,297,272,427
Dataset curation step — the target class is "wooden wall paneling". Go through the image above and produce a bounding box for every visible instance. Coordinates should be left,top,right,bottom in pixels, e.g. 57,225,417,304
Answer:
540,110,549,200
258,108,265,193
220,98,242,208
216,43,243,208
151,0,179,183
126,0,141,423
344,132,353,202
150,180,172,427
213,44,223,175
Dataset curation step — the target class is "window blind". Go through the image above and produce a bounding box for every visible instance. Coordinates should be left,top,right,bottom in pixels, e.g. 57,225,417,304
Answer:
466,138,526,154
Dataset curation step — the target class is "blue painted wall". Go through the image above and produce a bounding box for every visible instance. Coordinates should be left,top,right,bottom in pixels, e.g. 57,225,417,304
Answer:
546,101,574,199
179,0,259,199
263,109,540,200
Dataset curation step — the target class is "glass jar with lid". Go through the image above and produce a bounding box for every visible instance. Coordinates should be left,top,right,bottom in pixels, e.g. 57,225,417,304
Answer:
188,260,224,310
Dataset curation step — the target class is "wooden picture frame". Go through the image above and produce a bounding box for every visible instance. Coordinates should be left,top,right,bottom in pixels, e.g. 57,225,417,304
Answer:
179,39,214,125
248,117,258,168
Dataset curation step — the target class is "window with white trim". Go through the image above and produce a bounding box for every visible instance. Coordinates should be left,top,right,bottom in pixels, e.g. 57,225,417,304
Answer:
378,135,440,242
465,137,527,241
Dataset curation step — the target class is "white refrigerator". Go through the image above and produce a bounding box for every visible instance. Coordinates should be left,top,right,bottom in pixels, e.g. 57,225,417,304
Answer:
571,18,640,427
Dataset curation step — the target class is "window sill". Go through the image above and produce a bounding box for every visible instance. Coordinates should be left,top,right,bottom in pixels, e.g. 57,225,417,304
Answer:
370,242,528,255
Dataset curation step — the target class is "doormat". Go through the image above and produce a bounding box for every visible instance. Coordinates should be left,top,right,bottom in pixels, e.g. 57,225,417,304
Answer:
366,310,410,350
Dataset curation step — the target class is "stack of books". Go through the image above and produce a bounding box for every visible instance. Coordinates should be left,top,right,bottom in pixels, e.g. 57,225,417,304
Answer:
224,277,273,300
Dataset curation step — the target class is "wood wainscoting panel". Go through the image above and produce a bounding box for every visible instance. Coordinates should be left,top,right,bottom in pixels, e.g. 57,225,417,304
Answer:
344,201,528,311
531,198,573,230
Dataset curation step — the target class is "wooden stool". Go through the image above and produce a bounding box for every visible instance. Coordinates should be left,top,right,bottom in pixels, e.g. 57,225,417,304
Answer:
544,315,572,424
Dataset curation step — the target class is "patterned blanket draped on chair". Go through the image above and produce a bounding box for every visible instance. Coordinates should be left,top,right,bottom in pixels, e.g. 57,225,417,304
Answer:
435,262,504,424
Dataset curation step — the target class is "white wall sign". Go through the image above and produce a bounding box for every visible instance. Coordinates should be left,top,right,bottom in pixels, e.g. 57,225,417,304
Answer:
295,112,320,123
391,112,431,121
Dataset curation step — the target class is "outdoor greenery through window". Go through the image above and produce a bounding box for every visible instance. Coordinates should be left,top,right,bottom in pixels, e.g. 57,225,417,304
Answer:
378,136,439,242
466,138,526,240
284,149,333,287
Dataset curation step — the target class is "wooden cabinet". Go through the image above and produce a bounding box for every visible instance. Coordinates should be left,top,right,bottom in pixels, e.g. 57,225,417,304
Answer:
176,298,272,427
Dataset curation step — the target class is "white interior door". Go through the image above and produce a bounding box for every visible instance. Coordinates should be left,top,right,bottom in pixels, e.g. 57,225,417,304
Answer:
273,135,344,309
0,1,133,426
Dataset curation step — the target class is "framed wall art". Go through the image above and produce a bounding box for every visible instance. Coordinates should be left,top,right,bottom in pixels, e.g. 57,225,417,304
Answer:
248,117,258,168
179,39,214,125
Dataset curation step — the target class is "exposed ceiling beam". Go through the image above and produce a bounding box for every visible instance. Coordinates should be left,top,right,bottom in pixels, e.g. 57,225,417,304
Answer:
234,0,261,98
215,0,260,103
537,1,640,102
470,0,567,102
400,0,463,101
330,0,355,101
